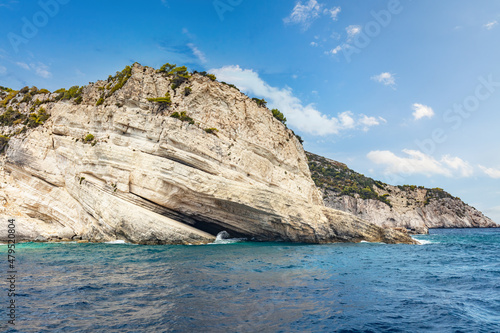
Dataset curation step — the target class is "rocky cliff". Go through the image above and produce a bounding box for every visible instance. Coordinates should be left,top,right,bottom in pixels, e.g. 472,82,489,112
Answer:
0,63,416,244
307,152,498,234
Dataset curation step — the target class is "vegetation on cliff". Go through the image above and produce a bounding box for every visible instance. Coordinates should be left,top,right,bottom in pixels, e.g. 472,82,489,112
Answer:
307,152,392,206
0,61,304,155
307,152,459,208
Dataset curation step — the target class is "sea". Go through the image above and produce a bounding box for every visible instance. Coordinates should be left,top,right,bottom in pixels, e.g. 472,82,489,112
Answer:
1,228,499,332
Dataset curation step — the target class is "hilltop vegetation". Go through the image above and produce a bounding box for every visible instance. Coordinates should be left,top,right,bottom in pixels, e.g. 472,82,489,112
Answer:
0,61,303,154
306,152,456,207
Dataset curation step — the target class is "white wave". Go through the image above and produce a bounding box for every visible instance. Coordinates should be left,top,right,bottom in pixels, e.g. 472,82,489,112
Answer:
412,238,436,245
105,240,127,244
210,238,247,245
209,231,246,245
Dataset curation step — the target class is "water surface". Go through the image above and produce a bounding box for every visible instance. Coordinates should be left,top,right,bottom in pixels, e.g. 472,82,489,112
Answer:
1,228,499,332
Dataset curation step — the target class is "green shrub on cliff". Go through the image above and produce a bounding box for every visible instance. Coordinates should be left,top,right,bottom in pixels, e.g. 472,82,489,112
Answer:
271,108,286,125
107,65,132,97
96,96,105,106
158,62,176,73
0,90,19,107
204,127,218,134
148,91,172,106
37,89,51,94
84,133,94,143
307,152,392,207
424,187,454,205
0,86,13,93
252,98,267,108
27,107,49,128
60,86,83,101
184,87,192,96
170,111,194,124
21,93,32,103
158,63,191,90
0,107,26,126
0,135,9,153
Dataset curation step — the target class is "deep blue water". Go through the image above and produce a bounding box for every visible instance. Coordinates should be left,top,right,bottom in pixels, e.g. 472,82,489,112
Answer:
1,228,499,332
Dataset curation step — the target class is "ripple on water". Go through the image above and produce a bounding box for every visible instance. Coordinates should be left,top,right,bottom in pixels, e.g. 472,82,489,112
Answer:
6,228,500,332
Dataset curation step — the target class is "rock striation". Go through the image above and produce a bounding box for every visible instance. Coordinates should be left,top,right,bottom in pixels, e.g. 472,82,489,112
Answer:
0,64,416,244
307,152,498,234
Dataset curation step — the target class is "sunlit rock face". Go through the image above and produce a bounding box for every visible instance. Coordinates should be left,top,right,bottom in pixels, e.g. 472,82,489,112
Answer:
0,64,415,244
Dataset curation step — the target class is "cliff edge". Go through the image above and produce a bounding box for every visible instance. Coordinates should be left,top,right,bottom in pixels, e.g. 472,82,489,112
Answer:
307,152,497,234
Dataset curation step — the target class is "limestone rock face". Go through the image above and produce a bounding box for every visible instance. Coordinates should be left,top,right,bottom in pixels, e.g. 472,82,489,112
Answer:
0,64,415,244
307,152,497,234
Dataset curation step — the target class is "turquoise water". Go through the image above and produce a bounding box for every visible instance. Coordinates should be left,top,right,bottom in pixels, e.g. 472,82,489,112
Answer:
1,228,499,332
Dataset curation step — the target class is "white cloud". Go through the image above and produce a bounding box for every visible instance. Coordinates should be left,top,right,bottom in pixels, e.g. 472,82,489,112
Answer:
16,62,30,70
371,72,396,88
15,61,52,78
0,65,6,75
187,43,207,63
412,103,434,120
310,41,318,47
441,155,474,177
367,149,474,178
328,45,343,55
325,6,341,21
484,20,498,30
359,115,385,131
346,25,362,40
33,63,52,78
284,0,322,27
339,111,355,129
479,165,500,179
284,1,340,29
209,65,383,136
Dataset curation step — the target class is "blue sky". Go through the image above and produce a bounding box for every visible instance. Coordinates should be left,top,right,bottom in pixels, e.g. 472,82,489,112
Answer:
1,0,500,222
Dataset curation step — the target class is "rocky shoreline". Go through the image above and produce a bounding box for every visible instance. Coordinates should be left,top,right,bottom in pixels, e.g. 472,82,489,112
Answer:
0,62,485,245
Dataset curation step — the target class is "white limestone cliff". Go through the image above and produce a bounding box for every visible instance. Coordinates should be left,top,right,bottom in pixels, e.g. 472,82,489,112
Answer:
0,64,415,244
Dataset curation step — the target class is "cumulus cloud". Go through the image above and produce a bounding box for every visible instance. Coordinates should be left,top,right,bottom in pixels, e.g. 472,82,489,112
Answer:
412,103,434,120
310,41,318,47
371,72,396,88
441,155,474,177
284,0,341,29
359,115,385,131
484,20,498,30
479,165,500,179
210,65,383,136
367,149,474,178
187,43,207,63
326,6,341,21
339,111,355,129
346,25,362,40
